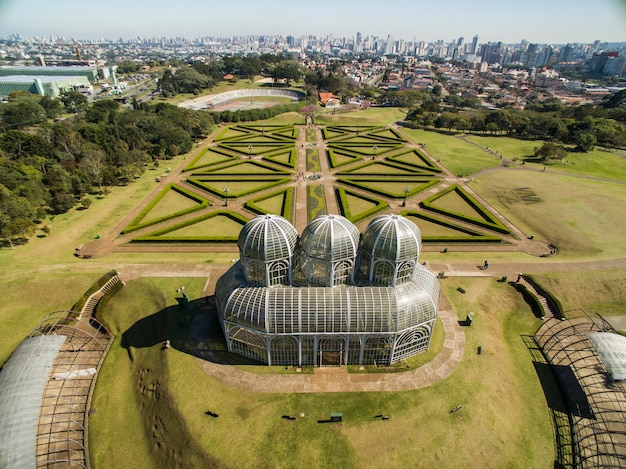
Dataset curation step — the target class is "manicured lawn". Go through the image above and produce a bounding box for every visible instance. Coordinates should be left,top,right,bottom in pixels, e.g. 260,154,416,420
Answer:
400,128,502,176
88,276,553,468
315,108,406,126
471,170,626,259
141,189,201,222
465,135,539,161
164,213,245,238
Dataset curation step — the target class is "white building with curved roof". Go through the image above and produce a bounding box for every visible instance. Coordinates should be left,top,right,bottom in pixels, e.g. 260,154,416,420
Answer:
215,214,440,366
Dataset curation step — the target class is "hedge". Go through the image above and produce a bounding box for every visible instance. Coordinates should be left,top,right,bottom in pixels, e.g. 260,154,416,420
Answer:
335,159,437,177
327,148,362,168
121,184,210,234
186,177,291,199
131,210,249,243
183,147,235,172
420,184,511,234
338,178,440,199
335,187,388,223
402,211,503,243
386,149,443,173
244,187,294,220
213,126,251,142
262,149,297,168
190,159,291,176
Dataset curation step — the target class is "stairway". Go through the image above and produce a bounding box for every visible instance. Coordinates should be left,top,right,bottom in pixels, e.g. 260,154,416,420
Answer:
518,277,558,320
80,274,123,317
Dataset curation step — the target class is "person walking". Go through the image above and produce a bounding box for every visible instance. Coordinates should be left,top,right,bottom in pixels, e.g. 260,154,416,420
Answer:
483,260,489,270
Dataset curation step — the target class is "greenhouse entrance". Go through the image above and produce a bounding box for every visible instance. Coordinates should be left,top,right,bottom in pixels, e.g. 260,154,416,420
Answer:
318,338,344,367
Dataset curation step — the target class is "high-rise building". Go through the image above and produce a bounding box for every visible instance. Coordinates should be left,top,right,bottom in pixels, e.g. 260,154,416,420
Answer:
471,35,478,54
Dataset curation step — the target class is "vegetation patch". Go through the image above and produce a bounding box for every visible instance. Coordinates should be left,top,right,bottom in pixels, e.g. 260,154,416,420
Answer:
121,184,210,234
327,142,403,157
307,184,327,221
262,148,297,168
402,211,504,243
305,128,317,142
186,177,291,199
420,184,511,234
213,126,251,141
218,142,294,156
327,148,363,168
131,210,249,243
336,187,388,223
306,147,321,172
244,187,295,221
322,125,380,140
337,160,436,176
192,159,291,176
386,149,443,173
183,147,236,172
338,177,440,198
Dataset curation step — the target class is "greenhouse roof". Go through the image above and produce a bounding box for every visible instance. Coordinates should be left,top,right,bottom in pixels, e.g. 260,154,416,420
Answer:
588,332,626,381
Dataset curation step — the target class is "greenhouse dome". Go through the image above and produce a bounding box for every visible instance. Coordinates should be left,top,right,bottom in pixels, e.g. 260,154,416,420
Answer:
215,214,440,367
357,214,422,287
237,214,299,286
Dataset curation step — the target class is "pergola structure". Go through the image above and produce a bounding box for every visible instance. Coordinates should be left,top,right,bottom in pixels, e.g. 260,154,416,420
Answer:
534,314,626,468
215,214,440,367
0,311,111,468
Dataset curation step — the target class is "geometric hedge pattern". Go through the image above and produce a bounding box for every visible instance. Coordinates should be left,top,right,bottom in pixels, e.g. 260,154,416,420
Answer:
121,123,514,245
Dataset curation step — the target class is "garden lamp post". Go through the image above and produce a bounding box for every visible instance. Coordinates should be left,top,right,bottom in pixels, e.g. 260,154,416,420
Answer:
403,186,409,207
223,186,229,206
248,144,253,159
372,145,377,160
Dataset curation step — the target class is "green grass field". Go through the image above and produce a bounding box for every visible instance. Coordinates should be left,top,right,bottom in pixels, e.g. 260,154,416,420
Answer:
401,128,502,176
1,104,625,469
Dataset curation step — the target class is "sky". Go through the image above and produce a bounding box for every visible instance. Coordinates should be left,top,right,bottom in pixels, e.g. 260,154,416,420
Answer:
0,0,625,44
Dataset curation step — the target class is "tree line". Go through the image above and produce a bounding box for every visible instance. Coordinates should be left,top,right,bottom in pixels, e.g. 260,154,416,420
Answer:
0,92,213,245
403,90,626,151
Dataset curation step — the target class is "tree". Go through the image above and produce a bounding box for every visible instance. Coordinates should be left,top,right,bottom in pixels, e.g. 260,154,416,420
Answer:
39,96,64,120
0,101,47,129
117,60,138,74
60,91,88,114
80,197,93,209
271,61,302,86
576,133,596,152
534,142,567,161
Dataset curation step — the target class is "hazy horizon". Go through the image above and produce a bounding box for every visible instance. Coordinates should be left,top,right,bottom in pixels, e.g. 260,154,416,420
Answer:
1,0,625,45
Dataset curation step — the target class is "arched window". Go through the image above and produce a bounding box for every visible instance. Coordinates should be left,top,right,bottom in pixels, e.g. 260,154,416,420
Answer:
396,260,415,285
372,260,394,286
363,336,392,365
268,260,290,286
269,336,299,366
229,327,267,363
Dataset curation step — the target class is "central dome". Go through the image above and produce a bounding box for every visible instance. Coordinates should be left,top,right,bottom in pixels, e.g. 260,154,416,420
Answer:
298,214,360,262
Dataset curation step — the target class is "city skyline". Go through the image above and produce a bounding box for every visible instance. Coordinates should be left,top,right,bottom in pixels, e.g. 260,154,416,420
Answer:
1,0,625,45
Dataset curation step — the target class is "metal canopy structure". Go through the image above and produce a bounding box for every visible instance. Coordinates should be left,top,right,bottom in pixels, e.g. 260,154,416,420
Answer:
216,214,440,367
0,335,67,469
0,311,112,469
534,314,626,469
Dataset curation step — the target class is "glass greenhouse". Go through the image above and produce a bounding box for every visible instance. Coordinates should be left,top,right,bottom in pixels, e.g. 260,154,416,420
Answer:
215,214,440,366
